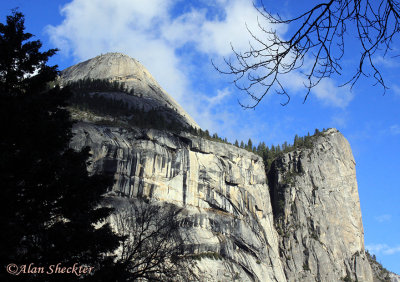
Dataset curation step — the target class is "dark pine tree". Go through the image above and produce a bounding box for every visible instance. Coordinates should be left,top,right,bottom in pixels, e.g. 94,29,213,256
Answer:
247,138,253,152
0,11,120,281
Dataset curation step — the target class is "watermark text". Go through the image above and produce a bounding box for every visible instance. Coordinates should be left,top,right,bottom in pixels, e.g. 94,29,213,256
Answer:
6,263,94,277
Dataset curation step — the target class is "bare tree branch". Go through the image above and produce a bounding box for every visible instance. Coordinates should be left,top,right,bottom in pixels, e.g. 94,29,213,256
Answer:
110,199,196,281
214,0,400,107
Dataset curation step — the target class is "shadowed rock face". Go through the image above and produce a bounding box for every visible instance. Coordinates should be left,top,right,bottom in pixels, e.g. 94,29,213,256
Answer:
61,53,199,129
71,123,286,281
268,129,374,281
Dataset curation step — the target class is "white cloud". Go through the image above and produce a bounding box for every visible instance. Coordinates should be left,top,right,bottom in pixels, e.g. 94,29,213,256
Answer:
391,84,400,96
390,124,400,135
374,55,400,68
310,80,354,108
206,88,231,105
162,0,284,56
367,244,400,255
374,214,392,223
278,68,354,107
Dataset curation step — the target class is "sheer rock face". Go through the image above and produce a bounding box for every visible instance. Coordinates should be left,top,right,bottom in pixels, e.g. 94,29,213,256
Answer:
70,123,286,282
61,53,199,129
268,129,374,281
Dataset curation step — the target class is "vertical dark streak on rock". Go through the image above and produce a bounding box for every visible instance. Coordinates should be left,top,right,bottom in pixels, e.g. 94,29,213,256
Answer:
149,184,155,198
152,155,156,174
267,159,281,219
138,166,144,197
130,153,137,195
161,155,165,169
165,152,169,178
182,153,188,206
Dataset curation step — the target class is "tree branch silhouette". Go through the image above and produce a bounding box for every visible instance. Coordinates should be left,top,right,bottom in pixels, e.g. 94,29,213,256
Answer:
214,0,400,107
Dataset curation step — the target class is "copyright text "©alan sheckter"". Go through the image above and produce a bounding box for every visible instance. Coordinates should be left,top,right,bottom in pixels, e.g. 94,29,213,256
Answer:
6,263,94,276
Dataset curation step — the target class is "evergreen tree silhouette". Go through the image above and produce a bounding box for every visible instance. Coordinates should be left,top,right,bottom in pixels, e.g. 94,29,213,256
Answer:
0,11,120,281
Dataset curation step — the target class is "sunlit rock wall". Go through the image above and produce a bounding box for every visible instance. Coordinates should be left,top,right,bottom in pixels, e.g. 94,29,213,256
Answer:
71,122,286,281
268,129,374,282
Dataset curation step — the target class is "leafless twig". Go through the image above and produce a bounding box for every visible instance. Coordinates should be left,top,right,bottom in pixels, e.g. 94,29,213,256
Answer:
214,0,400,107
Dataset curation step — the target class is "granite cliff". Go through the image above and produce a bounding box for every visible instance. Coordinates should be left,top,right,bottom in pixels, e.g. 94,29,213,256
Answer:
70,123,285,281
64,53,397,281
268,129,373,281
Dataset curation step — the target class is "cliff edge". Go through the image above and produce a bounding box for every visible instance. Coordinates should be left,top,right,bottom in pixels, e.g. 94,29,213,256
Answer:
268,128,374,281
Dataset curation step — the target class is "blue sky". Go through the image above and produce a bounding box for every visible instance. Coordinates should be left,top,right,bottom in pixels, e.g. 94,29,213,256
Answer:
1,0,399,274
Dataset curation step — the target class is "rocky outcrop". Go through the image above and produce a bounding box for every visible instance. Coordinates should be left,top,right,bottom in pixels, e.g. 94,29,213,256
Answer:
268,129,374,281
367,251,400,282
70,122,286,281
61,53,199,129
